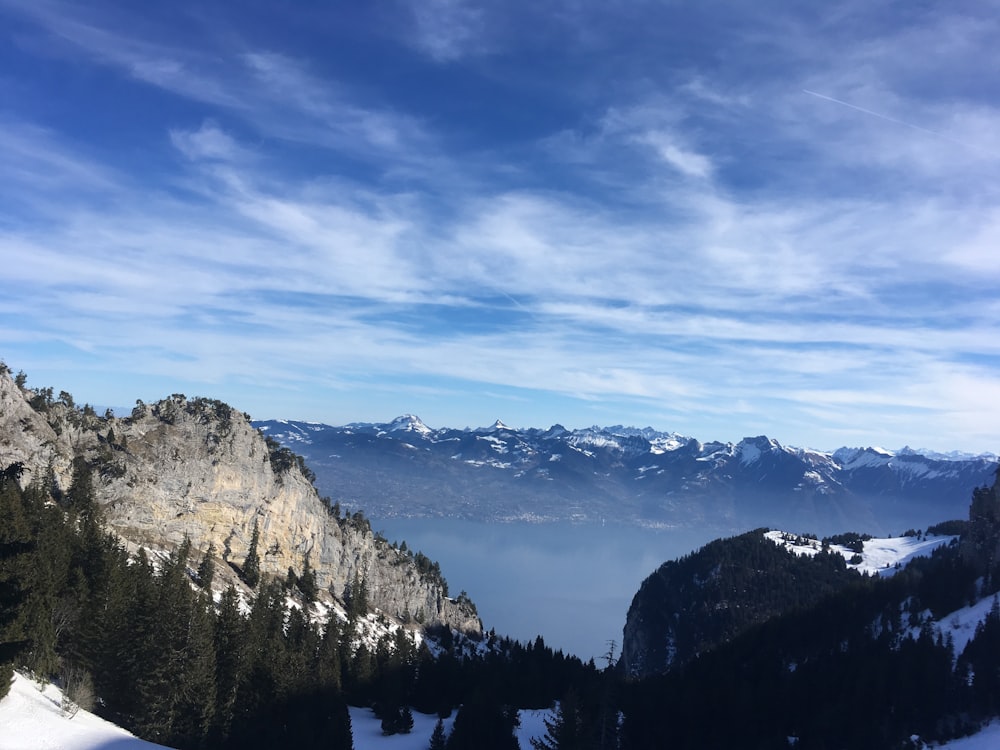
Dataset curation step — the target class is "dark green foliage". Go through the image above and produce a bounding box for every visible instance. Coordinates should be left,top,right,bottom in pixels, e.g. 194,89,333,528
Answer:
344,571,369,620
0,464,33,697
958,596,1000,717
297,551,318,603
823,530,873,553
927,519,968,536
263,435,316,484
241,519,261,589
625,529,860,675
445,693,520,750
531,687,595,750
429,717,448,750
618,538,990,750
196,544,215,591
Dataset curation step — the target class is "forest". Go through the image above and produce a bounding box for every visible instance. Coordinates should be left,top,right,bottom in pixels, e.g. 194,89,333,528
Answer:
0,458,600,750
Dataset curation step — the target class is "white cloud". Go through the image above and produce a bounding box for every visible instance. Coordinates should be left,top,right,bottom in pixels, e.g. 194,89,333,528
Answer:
635,131,714,178
170,122,248,162
407,0,487,62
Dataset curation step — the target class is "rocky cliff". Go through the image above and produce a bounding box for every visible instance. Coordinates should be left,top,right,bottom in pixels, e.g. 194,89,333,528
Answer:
0,366,479,633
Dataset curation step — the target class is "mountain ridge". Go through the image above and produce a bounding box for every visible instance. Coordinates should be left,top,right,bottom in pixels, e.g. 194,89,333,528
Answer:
257,416,998,536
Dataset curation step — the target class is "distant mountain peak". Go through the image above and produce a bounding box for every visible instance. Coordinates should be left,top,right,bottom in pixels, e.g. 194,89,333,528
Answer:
484,419,511,432
387,414,432,436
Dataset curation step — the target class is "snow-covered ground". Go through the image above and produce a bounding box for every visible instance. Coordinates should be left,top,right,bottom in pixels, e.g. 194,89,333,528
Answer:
764,530,956,577
0,672,171,750
349,705,551,750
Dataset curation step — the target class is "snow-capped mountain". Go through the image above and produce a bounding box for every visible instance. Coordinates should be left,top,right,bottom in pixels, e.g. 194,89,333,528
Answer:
255,418,998,535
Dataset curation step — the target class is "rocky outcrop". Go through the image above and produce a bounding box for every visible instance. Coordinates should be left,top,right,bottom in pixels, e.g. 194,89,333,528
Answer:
0,366,479,633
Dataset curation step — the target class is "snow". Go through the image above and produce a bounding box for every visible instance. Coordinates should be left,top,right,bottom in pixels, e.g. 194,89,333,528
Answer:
764,530,955,577
936,721,1000,749
1,670,553,750
0,672,172,750
931,596,999,656
388,415,433,437
349,705,552,750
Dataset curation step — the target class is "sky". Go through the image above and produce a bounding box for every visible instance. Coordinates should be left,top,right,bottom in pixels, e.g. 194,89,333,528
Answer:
1,0,999,453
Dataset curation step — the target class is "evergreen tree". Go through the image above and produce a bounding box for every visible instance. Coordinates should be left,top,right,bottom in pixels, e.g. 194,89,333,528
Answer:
315,611,343,694
197,543,216,591
445,694,520,750
429,718,448,750
242,519,261,589
0,464,32,697
212,585,246,743
65,456,100,524
345,571,368,620
298,551,318,603
532,688,594,750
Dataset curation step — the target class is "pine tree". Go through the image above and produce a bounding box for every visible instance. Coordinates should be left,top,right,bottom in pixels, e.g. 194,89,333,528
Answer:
298,551,318,603
531,688,594,750
242,519,261,589
345,571,368,620
212,585,246,743
197,543,216,591
429,717,448,750
0,464,33,697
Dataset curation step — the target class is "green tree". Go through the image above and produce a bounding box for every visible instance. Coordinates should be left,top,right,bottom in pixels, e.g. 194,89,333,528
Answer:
197,543,216,591
298,551,318,604
0,464,33,697
532,688,594,750
429,717,448,750
242,519,261,589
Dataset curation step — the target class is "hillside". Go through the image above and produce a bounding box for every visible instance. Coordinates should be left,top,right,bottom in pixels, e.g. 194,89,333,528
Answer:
618,468,1000,748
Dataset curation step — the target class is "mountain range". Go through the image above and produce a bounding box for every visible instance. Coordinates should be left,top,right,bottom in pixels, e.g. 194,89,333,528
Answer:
257,416,998,536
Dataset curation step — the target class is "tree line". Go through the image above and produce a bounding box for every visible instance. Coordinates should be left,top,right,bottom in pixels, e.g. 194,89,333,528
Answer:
0,458,599,750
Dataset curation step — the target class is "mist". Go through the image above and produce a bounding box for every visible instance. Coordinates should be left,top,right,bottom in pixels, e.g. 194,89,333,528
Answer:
370,518,719,662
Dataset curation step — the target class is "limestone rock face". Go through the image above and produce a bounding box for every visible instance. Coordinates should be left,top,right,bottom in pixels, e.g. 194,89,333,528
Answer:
0,369,479,633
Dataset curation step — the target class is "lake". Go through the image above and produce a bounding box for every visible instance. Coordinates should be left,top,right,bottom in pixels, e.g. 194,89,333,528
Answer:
368,517,720,663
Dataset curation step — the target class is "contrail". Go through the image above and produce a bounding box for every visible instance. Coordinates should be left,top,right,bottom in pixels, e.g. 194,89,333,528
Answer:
802,88,991,154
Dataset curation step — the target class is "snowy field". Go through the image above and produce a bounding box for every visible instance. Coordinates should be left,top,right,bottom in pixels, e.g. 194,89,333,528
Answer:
350,705,551,750
0,672,170,749
764,530,957,576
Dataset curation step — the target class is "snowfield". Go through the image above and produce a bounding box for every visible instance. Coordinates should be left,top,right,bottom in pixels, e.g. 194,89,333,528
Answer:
764,530,957,577
0,672,171,749
350,705,551,750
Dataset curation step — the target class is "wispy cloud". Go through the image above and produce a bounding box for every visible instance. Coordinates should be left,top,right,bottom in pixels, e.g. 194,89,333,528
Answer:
1,0,998,452
406,0,488,62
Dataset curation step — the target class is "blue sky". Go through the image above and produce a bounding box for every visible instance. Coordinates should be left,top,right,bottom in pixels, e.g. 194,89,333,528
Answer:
1,0,999,452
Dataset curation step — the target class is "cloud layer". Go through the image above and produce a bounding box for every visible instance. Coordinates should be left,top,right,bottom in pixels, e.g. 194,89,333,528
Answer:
1,0,999,452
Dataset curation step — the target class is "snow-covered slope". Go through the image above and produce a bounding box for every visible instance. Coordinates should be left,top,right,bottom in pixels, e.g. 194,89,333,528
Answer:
0,672,172,750
765,530,956,576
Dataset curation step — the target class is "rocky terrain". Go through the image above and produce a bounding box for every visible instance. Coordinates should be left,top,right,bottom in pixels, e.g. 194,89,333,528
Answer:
0,367,479,633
